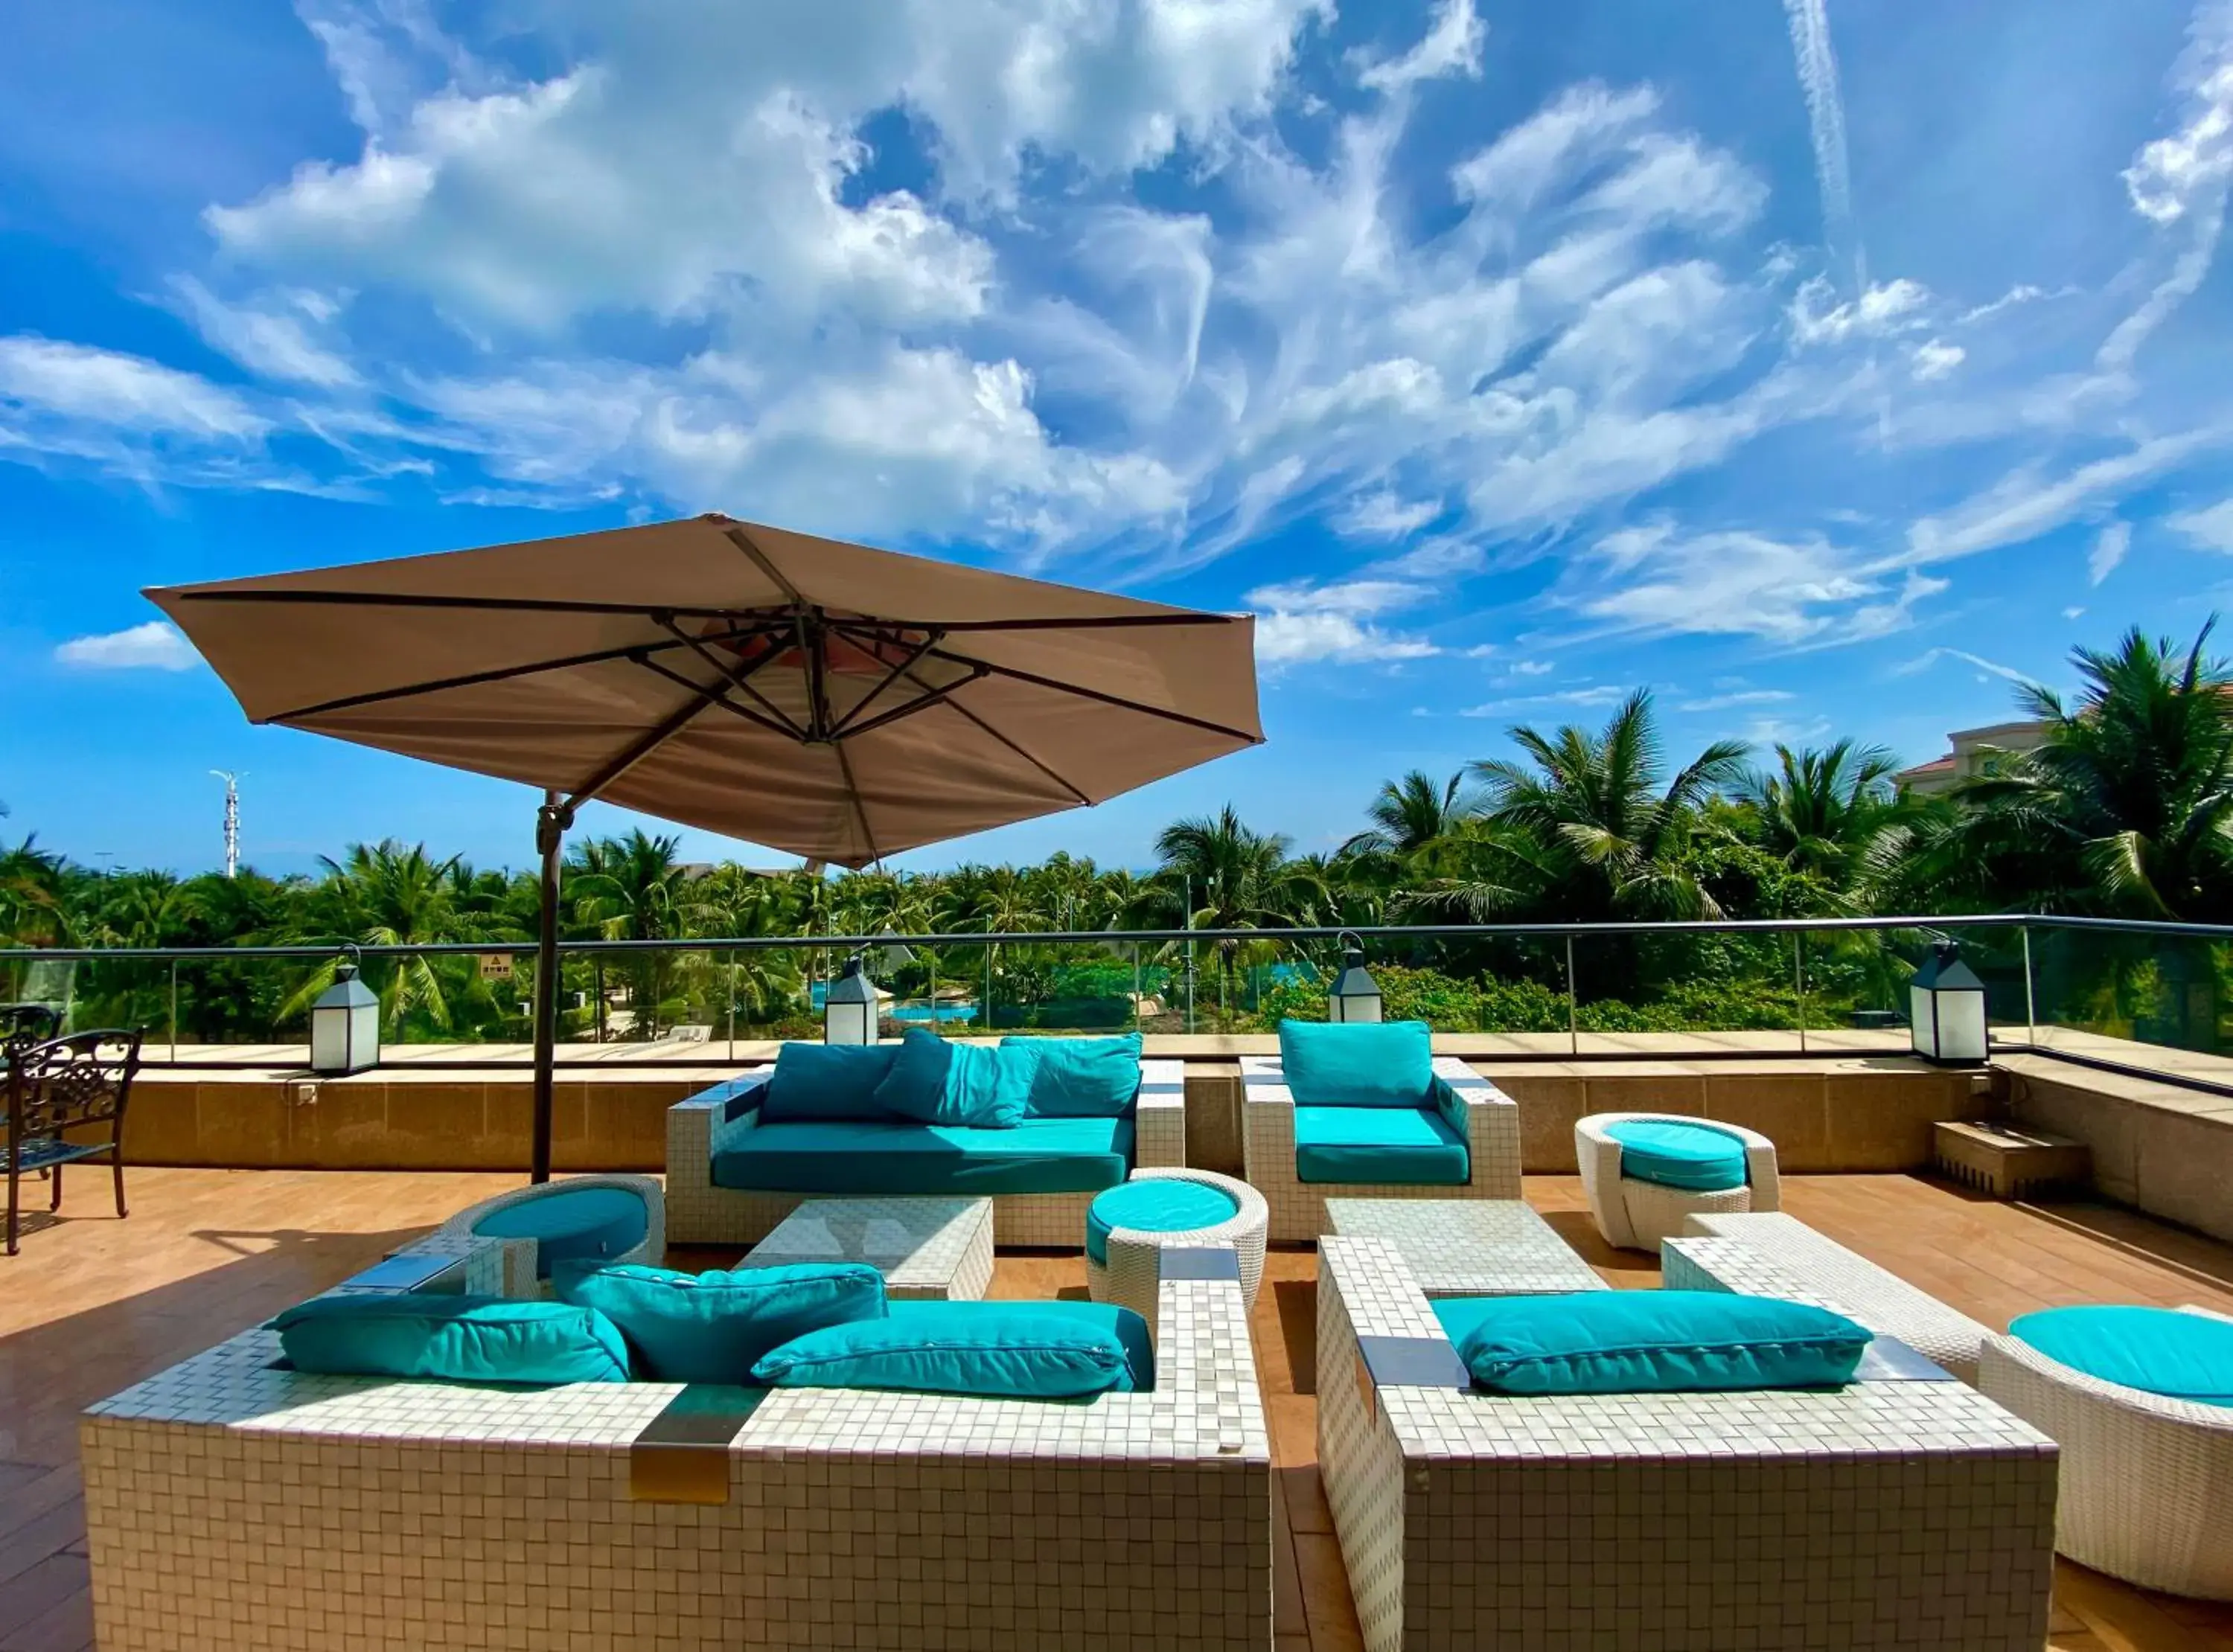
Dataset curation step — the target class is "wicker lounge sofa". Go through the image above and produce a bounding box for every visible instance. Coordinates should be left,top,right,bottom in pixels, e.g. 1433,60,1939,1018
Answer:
1240,1055,1520,1243
82,1238,1270,1652
1980,1306,2233,1600
1316,1235,2060,1652
666,1056,1187,1247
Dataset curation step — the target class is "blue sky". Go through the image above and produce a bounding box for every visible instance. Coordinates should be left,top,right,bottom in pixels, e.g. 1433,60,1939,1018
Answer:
7,0,2233,877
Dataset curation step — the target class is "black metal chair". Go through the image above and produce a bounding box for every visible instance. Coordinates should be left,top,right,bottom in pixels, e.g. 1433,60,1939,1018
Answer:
5,1028,144,1255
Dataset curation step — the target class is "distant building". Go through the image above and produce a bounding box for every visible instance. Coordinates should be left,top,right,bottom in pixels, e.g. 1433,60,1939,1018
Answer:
1895,720,2050,795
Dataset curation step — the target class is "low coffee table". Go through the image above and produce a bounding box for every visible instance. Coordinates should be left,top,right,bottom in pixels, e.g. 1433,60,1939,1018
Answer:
739,1195,995,1300
1323,1197,1605,1296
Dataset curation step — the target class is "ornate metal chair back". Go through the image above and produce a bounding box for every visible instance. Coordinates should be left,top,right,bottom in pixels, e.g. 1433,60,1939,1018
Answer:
7,1029,144,1146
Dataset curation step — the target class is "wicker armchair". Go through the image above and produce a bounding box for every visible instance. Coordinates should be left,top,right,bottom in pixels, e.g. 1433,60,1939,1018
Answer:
5,1028,144,1255
1979,1308,2233,1599
1575,1110,1780,1252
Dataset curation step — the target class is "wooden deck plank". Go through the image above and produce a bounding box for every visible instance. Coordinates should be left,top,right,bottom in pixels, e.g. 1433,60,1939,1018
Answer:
5,1166,2233,1648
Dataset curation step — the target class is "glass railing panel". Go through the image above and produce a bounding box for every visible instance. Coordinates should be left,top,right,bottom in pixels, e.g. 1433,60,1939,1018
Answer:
2026,921,2232,1071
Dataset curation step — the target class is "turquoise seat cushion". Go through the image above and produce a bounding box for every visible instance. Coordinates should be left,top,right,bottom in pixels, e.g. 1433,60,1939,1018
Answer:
472,1185,649,1280
1003,1034,1142,1117
555,1262,887,1383
272,1295,630,1386
872,1028,1030,1128
1278,1019,1434,1107
2010,1304,2233,1406
1604,1118,1750,1191
1449,1290,1871,1396
887,1299,1153,1391
1293,1104,1469,1185
760,1042,900,1124
1085,1179,1240,1264
753,1306,1132,1398
713,1115,1134,1196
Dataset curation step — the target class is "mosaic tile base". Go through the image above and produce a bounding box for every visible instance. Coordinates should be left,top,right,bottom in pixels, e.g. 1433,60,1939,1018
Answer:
741,1194,994,1300
1324,1198,1604,1297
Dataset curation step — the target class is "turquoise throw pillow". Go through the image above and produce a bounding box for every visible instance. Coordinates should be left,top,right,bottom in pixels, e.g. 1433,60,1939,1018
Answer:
761,1042,898,1124
1452,1290,1871,1395
1002,1034,1141,1116
2010,1304,2233,1406
887,1299,1154,1391
873,1028,1029,1127
1277,1019,1434,1107
1603,1118,1749,1192
272,1295,630,1386
556,1262,887,1383
752,1306,1131,1398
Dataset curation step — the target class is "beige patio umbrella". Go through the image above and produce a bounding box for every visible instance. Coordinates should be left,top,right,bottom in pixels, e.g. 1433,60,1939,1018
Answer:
149,512,1262,1178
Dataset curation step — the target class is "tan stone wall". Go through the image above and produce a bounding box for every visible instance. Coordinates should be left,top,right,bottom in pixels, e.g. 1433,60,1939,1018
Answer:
2003,1054,2233,1243
122,1054,1990,1177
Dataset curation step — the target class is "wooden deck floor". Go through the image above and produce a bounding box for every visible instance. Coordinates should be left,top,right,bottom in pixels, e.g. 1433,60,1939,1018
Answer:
4,1170,2232,1651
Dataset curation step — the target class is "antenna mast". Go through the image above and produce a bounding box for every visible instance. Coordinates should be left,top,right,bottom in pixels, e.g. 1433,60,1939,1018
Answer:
211,771,241,879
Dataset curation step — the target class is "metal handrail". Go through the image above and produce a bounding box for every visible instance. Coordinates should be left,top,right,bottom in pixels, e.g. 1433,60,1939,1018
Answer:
0,910,2147,964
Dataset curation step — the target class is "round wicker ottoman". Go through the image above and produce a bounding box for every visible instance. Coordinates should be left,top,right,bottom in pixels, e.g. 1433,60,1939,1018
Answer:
434,1173,665,1298
1574,1112,1780,1253
1086,1168,1268,1331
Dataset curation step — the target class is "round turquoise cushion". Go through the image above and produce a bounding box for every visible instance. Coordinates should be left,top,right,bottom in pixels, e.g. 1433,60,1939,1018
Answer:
2010,1304,2233,1406
474,1186,649,1280
1603,1118,1749,1191
1086,1179,1239,1265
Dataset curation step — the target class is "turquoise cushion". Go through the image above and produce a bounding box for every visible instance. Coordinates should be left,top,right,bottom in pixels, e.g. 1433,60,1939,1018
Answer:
1003,1034,1142,1117
472,1185,649,1280
761,1042,898,1124
2010,1305,2233,1406
752,1307,1132,1398
888,1299,1153,1391
873,1028,1030,1128
713,1115,1133,1197
1294,1104,1469,1185
1450,1290,1871,1395
555,1262,886,1383
1085,1179,1239,1264
1603,1118,1750,1191
1278,1019,1434,1107
272,1295,630,1385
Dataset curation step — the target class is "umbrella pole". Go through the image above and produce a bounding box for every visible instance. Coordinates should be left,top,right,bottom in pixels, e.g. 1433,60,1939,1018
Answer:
531,790,570,1183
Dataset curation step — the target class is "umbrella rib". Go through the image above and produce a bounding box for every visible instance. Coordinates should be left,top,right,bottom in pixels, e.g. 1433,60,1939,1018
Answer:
930,613,1238,633
631,656,805,745
836,662,993,742
924,688,1095,807
721,525,805,605
916,642,1260,744
262,621,783,723
825,625,948,738
655,616,809,741
829,738,881,865
566,679,728,807
170,589,792,621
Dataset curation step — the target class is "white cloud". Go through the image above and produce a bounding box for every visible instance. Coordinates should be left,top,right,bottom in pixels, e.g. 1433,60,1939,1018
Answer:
2063,606,2087,619
1460,684,1629,717
1780,0,1856,264
2170,497,2233,551
2089,519,2133,583
1245,577,1441,666
54,622,201,672
1359,0,1483,95
1911,339,1964,382
1332,490,1442,540
1678,689,1795,711
1905,429,2226,563
1894,647,2034,686
1507,659,1554,676
0,336,265,438
171,278,360,388
1789,277,1929,347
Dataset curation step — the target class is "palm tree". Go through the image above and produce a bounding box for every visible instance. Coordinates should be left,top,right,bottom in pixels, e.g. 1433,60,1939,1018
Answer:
1731,740,1917,912
1929,621,2233,920
283,841,472,1032
1341,770,1476,859
1133,807,1318,1021
1469,690,1748,921
569,830,689,1037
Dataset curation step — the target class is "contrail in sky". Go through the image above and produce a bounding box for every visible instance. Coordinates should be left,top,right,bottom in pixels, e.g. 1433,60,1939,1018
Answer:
1783,0,1862,285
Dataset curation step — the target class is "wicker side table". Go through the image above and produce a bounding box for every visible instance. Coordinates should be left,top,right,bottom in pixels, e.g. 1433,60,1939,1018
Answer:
1087,1168,1268,1332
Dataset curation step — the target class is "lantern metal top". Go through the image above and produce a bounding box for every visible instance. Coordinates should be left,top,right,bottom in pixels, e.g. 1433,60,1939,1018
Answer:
1330,931,1380,999
1911,938,1984,993
828,950,878,1005
316,948,378,1011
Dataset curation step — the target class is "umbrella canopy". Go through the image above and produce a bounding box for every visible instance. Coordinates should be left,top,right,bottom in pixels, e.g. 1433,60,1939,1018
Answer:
150,513,1262,1181
149,513,1262,867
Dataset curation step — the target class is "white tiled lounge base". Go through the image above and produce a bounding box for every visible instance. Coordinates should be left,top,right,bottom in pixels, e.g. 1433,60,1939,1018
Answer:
82,1259,1271,1652
665,1060,1190,1248
1316,1235,2060,1652
1323,1198,1606,1297
738,1194,996,1300
1666,1211,1992,1383
1240,1057,1524,1243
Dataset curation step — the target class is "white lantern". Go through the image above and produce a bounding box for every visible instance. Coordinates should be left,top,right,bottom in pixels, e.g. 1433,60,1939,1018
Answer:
310,954,381,1075
824,952,879,1046
1327,936,1384,1024
1909,939,1988,1066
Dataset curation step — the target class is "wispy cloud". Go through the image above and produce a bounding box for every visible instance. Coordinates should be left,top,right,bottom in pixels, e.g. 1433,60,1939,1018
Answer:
54,622,202,672
1459,684,1631,717
1894,647,2036,686
2089,519,2133,584
1246,577,1441,667
2170,497,2233,551
1780,0,1857,277
1677,689,1795,711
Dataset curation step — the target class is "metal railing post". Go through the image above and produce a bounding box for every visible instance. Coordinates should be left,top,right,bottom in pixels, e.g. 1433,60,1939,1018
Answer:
1565,936,1579,1057
169,960,179,1061
725,950,736,1062
1793,932,1808,1054
2022,923,2038,1045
